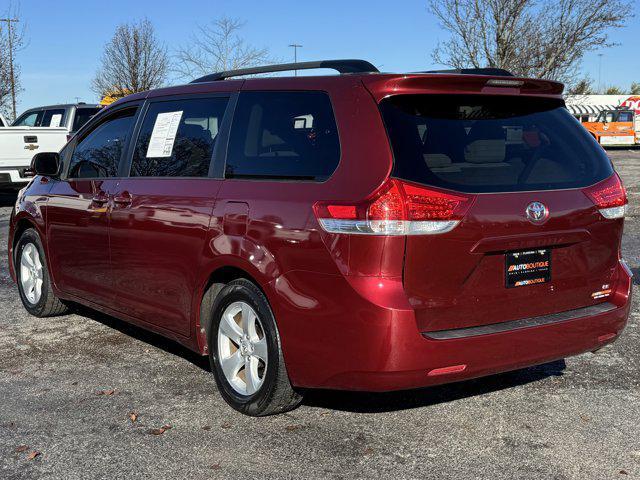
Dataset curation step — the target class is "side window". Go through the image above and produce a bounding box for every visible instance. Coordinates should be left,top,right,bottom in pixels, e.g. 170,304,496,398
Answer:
131,97,229,177
618,111,633,122
226,91,340,181
72,107,100,132
42,109,66,127
13,110,43,127
68,108,136,179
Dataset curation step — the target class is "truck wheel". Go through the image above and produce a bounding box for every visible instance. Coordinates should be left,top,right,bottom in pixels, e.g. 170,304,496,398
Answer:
208,278,303,416
15,228,69,317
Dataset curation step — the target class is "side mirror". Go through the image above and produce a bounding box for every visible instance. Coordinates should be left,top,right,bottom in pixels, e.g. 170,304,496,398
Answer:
31,152,60,177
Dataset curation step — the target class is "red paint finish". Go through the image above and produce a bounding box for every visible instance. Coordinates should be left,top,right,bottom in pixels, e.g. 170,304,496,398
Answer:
404,189,624,332
46,179,117,304
8,70,632,394
107,178,222,337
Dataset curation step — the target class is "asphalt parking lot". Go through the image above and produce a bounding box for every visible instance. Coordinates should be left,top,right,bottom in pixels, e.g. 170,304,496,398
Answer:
1,149,639,480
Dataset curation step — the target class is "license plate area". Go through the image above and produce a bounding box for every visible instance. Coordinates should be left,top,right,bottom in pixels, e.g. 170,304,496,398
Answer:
505,249,551,288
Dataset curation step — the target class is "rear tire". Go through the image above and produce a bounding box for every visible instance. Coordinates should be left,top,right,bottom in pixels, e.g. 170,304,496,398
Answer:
208,278,303,416
15,228,69,317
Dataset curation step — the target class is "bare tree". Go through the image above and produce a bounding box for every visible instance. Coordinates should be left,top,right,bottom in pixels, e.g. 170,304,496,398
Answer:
0,3,25,121
92,18,168,98
174,17,272,79
0,39,11,118
429,0,633,84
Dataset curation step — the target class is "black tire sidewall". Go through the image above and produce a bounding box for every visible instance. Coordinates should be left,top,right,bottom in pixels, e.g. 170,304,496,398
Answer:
208,281,283,416
15,229,51,316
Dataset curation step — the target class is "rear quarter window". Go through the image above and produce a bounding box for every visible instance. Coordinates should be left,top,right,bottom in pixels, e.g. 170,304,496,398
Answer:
380,94,613,193
225,91,340,181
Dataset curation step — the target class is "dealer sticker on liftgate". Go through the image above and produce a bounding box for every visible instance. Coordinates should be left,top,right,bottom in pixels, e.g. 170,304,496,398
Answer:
505,249,551,288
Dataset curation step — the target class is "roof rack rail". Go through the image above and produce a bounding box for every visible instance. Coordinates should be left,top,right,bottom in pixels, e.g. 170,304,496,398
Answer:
191,59,380,83
420,68,514,77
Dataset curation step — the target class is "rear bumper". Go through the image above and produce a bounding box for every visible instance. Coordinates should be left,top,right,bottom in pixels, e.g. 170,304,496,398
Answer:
272,261,632,392
597,135,636,147
0,168,30,185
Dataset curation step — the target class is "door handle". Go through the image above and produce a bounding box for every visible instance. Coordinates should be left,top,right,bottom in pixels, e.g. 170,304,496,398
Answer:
113,191,132,206
91,192,109,205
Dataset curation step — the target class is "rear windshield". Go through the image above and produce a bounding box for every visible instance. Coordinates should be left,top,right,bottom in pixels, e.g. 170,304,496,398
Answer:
380,94,613,193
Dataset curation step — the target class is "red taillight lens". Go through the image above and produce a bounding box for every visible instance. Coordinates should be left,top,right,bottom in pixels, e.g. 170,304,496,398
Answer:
367,179,405,221
314,179,474,235
583,174,627,219
401,182,471,221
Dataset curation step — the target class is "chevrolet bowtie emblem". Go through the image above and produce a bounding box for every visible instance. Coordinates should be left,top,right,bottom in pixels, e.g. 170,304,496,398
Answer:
24,144,39,151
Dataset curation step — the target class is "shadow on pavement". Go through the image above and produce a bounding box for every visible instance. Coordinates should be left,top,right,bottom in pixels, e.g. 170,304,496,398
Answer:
302,360,566,413
74,303,566,414
0,190,18,207
72,304,211,372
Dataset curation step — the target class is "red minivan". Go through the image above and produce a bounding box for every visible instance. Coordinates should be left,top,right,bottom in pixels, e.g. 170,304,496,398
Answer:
8,60,632,416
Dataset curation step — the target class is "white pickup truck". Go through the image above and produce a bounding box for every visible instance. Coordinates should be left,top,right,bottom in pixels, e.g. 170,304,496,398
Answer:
0,103,100,188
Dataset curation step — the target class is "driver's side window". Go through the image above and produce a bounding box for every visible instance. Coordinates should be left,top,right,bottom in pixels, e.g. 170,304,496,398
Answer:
68,108,137,179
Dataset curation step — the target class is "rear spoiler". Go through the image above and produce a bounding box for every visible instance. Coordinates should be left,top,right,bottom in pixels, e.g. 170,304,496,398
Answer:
362,74,564,102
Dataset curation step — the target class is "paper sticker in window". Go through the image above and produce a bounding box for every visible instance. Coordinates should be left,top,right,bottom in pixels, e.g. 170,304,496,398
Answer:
146,111,183,158
50,114,62,127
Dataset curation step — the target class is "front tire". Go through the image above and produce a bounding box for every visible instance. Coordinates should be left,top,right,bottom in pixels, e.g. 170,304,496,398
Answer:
15,228,69,317
208,279,303,416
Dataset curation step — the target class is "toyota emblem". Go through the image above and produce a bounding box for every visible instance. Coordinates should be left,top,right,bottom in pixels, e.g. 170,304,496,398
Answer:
525,202,549,224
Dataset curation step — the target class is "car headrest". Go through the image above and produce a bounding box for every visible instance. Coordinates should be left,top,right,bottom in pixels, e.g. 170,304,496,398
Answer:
423,153,452,168
464,140,506,164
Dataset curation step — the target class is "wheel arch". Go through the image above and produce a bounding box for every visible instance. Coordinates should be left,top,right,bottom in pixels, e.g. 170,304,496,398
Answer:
9,216,40,282
12,217,38,249
195,263,271,355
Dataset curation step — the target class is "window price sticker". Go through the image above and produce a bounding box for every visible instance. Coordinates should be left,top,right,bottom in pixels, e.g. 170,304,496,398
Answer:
146,111,183,158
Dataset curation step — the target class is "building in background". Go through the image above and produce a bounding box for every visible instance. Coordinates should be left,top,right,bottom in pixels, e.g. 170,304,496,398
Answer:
565,95,640,146
565,95,639,121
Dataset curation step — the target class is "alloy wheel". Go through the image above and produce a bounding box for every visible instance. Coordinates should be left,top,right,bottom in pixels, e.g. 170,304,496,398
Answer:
217,301,268,395
20,243,43,305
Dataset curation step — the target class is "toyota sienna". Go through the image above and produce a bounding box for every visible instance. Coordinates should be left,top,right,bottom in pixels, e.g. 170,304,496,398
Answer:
8,60,632,416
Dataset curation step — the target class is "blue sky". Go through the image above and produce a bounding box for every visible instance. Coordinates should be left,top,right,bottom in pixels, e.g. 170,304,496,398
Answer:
9,0,640,112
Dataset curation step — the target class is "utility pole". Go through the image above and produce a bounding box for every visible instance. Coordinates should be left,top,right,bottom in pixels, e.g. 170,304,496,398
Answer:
288,44,302,76
0,17,19,119
597,53,604,94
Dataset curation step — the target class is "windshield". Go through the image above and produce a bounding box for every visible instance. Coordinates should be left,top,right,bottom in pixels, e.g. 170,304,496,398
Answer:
596,110,634,123
380,94,613,194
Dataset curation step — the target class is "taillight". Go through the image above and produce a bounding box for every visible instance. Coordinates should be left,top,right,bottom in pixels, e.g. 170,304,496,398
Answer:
583,174,627,219
314,178,474,235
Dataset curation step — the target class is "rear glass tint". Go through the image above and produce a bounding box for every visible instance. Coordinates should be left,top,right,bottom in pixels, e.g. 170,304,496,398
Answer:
380,95,613,193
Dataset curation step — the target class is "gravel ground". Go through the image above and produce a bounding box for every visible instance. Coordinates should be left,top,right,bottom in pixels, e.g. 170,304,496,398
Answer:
1,150,639,480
